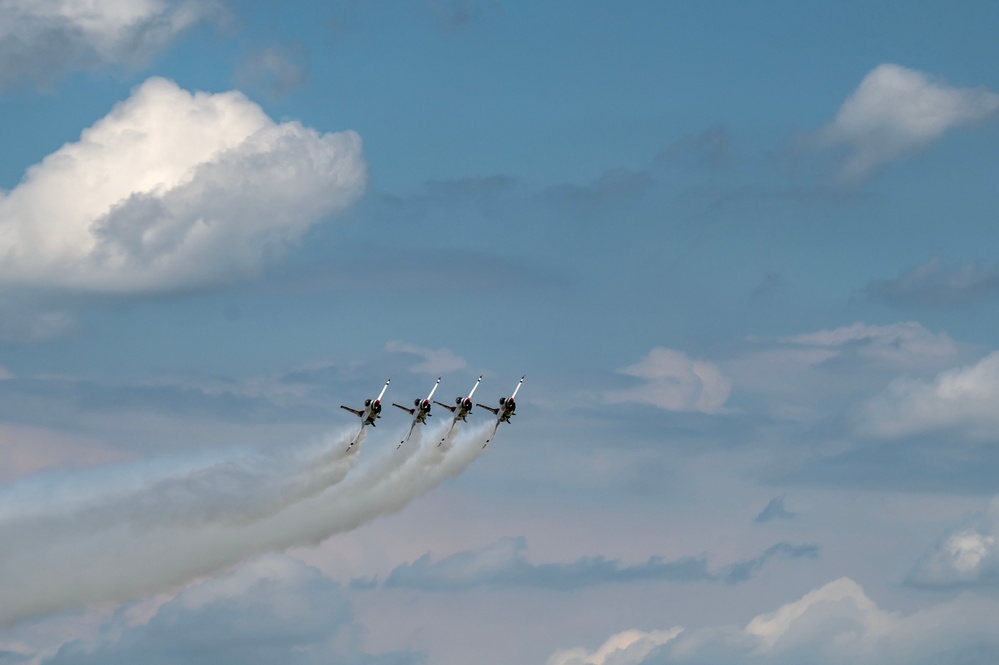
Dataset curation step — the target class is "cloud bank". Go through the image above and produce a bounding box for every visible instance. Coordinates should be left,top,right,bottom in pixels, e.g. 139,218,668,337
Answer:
548,577,999,665
812,63,999,182
0,76,366,292
380,537,817,591
0,0,215,89
40,555,419,665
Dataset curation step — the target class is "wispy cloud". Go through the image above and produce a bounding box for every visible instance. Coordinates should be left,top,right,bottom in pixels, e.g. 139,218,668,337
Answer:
868,256,999,307
777,321,957,369
755,496,796,523
607,347,732,414
235,43,310,97
384,341,469,374
808,63,999,183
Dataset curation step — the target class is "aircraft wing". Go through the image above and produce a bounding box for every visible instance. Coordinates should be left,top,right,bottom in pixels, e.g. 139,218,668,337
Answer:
510,376,525,400
392,403,415,415
340,405,364,418
467,375,483,400
426,377,442,401
476,403,499,415
434,400,457,413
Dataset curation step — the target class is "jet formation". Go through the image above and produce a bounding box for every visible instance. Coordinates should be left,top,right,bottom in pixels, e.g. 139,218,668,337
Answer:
339,375,524,451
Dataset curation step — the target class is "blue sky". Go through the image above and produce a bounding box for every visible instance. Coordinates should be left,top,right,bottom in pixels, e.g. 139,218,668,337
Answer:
3,1,999,663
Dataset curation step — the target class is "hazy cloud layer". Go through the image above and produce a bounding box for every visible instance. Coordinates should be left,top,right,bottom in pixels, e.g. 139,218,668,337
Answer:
908,497,999,588
0,423,128,483
384,341,469,375
607,347,732,414
811,63,999,182
0,77,366,292
235,43,310,97
380,537,817,591
0,304,75,342
0,0,215,89
777,321,958,370
41,555,419,665
868,256,999,307
548,577,999,665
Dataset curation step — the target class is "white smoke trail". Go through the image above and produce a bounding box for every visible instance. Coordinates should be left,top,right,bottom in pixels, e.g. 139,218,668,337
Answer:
1,430,359,529
0,422,488,625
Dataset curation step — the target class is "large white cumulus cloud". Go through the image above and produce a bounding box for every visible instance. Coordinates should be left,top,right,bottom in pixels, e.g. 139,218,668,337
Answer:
0,0,214,88
812,63,999,182
549,577,999,665
0,77,366,292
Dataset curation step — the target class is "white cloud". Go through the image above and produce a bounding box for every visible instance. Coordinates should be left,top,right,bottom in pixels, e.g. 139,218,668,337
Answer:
812,63,999,181
721,321,961,424
0,0,215,88
385,341,468,374
607,347,731,414
743,577,889,652
856,351,999,440
549,577,999,664
546,628,682,665
0,76,366,292
908,497,999,587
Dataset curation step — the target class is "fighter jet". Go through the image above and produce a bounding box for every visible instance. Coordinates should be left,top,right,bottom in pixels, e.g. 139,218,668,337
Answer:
392,376,441,449
340,378,390,451
477,375,524,446
434,375,482,446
